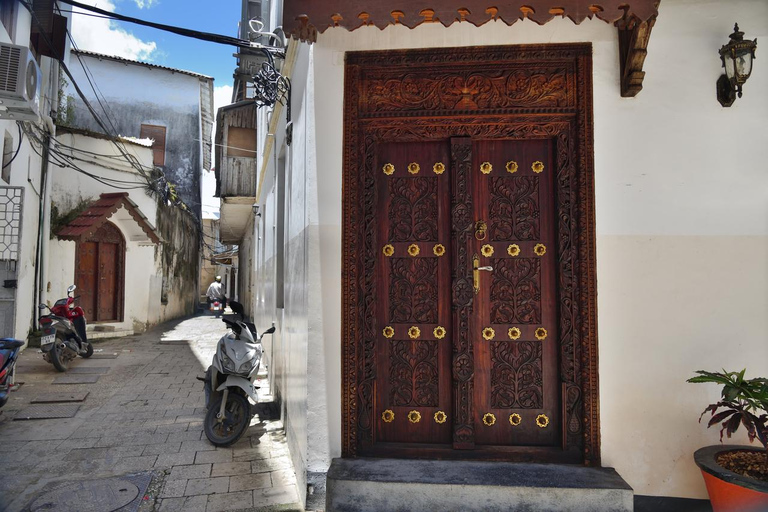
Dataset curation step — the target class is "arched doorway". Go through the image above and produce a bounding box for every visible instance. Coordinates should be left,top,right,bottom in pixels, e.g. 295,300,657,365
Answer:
76,221,125,322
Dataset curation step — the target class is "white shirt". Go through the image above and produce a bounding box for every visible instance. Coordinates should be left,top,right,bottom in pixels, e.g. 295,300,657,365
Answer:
206,282,225,300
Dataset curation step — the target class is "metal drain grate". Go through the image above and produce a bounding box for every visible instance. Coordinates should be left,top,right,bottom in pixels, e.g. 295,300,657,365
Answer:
31,391,89,403
14,403,80,420
69,367,110,374
52,375,100,385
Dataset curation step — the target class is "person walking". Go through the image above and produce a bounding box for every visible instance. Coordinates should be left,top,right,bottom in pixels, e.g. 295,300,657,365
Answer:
206,276,227,317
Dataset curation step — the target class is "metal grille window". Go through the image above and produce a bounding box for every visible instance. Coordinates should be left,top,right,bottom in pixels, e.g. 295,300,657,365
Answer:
0,187,23,260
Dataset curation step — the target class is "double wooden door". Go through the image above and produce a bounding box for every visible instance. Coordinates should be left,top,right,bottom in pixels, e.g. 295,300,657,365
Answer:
374,137,559,452
76,222,124,322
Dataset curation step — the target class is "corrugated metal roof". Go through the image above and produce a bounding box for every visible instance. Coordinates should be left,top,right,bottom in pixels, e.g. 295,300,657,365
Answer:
72,49,214,80
57,192,161,244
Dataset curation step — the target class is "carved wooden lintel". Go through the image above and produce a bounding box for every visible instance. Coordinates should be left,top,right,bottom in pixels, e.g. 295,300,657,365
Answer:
617,14,657,97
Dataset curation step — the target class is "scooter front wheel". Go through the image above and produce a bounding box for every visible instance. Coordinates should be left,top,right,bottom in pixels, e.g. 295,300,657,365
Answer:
204,392,250,446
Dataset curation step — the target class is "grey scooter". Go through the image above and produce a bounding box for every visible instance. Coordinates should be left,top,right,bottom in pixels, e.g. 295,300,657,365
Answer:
202,301,275,446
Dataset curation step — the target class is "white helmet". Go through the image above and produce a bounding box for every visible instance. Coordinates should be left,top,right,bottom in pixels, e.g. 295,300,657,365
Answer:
215,276,222,282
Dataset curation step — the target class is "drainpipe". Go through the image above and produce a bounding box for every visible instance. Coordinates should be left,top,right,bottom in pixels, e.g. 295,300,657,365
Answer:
32,60,59,324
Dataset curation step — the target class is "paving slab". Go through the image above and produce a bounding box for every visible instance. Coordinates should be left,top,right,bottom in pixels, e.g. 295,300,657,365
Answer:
88,353,120,359
69,366,111,374
30,391,89,403
52,374,100,385
13,404,81,421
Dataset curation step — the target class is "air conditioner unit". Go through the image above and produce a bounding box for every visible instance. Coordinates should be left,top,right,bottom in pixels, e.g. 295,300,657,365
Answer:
0,43,41,122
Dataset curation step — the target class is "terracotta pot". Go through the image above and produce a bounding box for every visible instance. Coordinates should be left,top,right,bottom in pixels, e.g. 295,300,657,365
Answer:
694,445,768,512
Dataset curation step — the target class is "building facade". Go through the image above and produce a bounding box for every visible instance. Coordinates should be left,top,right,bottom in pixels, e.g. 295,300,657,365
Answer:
219,0,768,507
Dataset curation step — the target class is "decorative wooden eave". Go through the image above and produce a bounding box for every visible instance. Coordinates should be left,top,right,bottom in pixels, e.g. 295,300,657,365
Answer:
57,193,162,244
282,0,660,96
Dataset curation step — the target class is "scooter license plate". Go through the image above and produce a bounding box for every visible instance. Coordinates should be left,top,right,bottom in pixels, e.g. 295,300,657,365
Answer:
41,333,55,346
212,305,220,311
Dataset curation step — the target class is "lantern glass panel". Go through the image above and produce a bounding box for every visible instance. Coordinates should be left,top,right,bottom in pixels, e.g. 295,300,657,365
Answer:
735,52,753,78
723,53,736,80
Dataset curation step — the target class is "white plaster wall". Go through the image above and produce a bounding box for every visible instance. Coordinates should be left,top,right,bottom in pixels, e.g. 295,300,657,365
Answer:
297,0,768,500
0,7,61,340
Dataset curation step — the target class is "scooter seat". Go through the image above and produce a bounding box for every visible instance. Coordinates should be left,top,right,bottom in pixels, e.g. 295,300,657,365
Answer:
0,338,24,349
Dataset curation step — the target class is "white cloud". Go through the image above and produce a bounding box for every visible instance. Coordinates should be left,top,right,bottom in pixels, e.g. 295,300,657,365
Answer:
133,0,158,8
201,85,234,213
70,0,157,61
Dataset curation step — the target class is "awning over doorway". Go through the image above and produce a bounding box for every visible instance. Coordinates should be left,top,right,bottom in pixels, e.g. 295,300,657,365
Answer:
283,1,659,39
57,192,162,244
282,0,660,97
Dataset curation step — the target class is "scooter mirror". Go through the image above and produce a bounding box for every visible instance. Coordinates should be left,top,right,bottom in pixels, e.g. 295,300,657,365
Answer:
38,303,47,310
229,301,245,318
264,326,276,335
67,285,76,294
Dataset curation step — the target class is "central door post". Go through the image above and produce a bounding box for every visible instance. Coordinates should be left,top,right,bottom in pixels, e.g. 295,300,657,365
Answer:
450,137,475,449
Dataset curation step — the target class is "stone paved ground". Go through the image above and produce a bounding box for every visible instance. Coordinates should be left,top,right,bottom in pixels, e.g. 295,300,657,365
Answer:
0,313,302,512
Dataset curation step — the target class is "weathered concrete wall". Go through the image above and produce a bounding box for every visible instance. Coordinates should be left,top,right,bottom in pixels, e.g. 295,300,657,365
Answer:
61,54,209,219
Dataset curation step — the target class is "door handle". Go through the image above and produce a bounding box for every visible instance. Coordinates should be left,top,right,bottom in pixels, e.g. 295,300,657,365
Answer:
473,254,493,294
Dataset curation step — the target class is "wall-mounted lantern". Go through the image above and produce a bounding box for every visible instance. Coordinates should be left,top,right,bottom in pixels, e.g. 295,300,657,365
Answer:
717,24,757,107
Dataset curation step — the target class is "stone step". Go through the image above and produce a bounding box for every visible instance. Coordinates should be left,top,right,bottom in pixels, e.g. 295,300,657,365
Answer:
326,458,633,512
87,329,134,340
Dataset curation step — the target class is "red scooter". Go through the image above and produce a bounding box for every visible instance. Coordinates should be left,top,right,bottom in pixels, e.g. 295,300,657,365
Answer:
38,285,93,372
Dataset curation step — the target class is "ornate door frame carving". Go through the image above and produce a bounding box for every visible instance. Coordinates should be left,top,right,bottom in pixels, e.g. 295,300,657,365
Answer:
342,44,599,465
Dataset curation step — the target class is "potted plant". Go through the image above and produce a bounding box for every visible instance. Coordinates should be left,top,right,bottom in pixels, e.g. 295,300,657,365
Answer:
688,369,768,512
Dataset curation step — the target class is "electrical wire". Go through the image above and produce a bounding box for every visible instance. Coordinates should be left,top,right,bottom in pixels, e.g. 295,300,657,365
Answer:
59,0,254,48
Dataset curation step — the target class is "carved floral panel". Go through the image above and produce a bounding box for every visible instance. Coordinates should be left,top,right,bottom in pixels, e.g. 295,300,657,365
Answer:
489,176,540,241
490,258,542,324
389,258,438,324
491,340,543,409
367,68,569,112
389,177,438,242
389,339,440,407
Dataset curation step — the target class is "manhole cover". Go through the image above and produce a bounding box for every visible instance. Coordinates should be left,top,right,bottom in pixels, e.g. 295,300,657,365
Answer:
13,404,80,420
30,478,139,512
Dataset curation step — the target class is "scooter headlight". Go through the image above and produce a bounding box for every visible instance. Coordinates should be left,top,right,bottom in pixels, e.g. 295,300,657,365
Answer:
237,359,257,375
220,352,236,372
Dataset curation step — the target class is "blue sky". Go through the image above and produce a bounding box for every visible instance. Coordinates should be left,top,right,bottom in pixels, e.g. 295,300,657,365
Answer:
70,0,242,87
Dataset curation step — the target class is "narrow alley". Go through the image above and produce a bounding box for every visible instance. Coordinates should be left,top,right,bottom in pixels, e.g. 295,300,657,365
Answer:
0,314,301,512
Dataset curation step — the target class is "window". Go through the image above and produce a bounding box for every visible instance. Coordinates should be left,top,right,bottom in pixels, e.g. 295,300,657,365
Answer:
2,130,14,184
140,124,166,166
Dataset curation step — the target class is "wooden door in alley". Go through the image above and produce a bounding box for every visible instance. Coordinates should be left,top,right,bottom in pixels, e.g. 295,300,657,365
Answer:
343,44,599,465
76,222,124,322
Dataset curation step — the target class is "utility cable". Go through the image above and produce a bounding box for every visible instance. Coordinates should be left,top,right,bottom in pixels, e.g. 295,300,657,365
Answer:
59,0,254,48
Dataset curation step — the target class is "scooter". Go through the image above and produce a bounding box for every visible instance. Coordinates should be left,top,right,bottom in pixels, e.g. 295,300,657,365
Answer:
210,299,224,318
38,285,93,372
0,338,23,408
201,301,274,446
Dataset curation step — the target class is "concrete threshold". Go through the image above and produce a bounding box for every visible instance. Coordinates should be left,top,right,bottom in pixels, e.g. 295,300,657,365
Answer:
326,457,633,512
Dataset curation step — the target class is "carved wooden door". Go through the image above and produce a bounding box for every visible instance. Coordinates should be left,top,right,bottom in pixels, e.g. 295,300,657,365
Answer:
345,44,599,465
470,139,559,447
77,242,98,321
374,138,560,451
